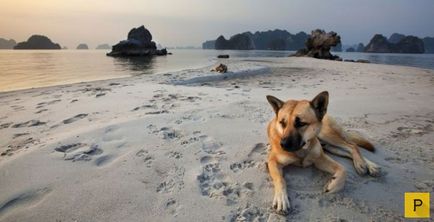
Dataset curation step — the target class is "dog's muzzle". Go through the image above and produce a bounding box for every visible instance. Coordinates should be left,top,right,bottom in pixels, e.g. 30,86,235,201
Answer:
280,132,305,152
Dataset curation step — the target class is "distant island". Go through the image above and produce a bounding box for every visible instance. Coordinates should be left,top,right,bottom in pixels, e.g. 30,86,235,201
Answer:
96,44,111,50
365,33,425,53
203,31,434,54
107,25,167,57
205,29,345,52
14,35,61,50
0,38,16,49
76,43,89,50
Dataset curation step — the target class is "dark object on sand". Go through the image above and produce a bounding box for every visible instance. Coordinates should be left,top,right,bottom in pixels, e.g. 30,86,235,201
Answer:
211,63,228,73
218,54,230,58
356,59,370,63
292,29,341,60
344,59,355,62
107,25,168,57
14,35,61,50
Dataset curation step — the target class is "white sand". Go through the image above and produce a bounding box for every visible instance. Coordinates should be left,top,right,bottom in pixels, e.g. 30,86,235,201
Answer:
0,57,433,221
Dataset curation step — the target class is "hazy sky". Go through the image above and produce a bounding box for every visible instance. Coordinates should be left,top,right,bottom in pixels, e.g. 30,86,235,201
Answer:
1,0,433,48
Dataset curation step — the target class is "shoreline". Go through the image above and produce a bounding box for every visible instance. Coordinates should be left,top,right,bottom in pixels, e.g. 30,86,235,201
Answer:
1,55,433,94
0,57,433,221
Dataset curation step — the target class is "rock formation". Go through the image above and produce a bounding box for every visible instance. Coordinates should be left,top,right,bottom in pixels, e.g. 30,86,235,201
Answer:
202,29,308,51
364,34,390,53
423,37,434,53
215,34,255,50
76,43,89,50
107,25,167,57
293,29,342,60
365,34,425,53
96,44,111,50
14,35,61,50
0,38,16,49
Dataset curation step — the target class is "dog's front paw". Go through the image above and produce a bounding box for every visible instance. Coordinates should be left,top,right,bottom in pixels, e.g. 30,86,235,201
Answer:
272,191,290,215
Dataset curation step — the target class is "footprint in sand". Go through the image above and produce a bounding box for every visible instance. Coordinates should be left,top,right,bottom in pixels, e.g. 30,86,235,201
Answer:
0,122,13,129
156,166,185,194
0,187,51,217
167,151,183,159
54,143,103,162
63,114,88,124
227,205,269,222
230,143,268,173
136,149,154,167
164,198,180,215
12,120,46,128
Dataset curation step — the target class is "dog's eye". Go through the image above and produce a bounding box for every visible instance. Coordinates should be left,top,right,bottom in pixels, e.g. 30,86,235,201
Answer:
279,119,287,128
294,117,308,128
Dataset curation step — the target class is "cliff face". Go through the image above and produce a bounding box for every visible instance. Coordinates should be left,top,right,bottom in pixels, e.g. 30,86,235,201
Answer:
203,29,308,50
365,34,425,53
14,35,61,50
0,38,16,49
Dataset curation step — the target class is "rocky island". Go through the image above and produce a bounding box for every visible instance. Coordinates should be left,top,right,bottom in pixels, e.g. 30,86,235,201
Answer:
107,25,167,57
0,38,16,49
364,34,425,53
14,35,61,50
76,44,89,50
204,29,308,51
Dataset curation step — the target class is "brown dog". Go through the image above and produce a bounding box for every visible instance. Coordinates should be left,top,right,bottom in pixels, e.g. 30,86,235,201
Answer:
266,91,380,214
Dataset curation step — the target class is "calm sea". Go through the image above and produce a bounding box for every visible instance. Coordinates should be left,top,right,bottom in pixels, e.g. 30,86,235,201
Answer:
0,49,433,92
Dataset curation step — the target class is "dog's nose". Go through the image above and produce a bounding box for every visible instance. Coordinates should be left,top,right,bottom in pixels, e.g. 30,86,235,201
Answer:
280,138,290,148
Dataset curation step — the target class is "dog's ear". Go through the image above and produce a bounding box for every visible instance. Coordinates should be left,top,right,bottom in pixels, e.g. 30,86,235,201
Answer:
266,95,284,115
310,91,329,121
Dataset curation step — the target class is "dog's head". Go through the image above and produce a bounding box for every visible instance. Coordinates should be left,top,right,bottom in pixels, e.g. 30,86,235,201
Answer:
266,91,329,152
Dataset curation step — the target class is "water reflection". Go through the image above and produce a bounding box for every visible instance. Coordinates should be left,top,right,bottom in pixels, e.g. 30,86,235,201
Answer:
111,56,156,76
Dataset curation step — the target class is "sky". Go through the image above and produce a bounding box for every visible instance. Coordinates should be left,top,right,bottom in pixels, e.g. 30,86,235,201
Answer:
1,0,433,48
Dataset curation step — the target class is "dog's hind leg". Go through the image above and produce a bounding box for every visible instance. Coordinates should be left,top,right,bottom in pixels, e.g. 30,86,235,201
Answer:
319,131,369,175
323,144,380,177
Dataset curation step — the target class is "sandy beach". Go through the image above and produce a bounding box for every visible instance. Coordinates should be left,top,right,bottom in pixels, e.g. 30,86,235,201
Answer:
0,57,433,221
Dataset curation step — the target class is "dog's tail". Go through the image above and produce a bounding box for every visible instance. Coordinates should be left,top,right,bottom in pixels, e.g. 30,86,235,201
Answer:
345,131,375,152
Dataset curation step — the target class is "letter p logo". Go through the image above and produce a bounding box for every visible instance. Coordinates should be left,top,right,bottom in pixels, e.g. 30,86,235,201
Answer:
405,192,430,218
